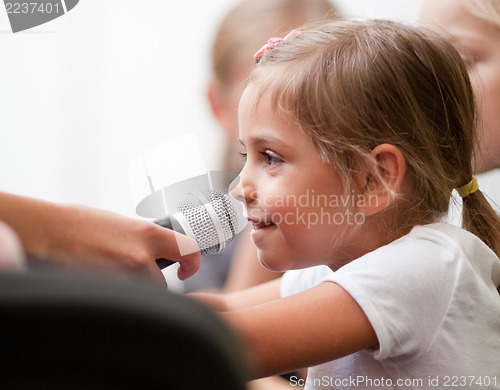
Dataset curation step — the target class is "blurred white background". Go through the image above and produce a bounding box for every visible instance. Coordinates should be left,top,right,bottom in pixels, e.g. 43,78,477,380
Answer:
1,0,498,218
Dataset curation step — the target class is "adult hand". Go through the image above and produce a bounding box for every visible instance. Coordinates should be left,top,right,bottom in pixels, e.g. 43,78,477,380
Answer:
0,192,201,282
55,204,202,282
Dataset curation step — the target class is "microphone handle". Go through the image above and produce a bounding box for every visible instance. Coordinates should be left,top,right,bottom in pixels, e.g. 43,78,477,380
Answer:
154,216,176,269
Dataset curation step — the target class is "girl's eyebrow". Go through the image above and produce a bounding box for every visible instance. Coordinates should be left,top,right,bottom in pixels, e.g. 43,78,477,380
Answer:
239,135,287,148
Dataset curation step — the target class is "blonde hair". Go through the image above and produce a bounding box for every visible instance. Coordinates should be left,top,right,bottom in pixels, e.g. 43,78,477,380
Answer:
467,0,500,28
249,19,500,257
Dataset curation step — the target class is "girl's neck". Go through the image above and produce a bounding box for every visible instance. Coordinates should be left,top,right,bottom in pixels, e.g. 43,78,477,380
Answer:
327,208,416,272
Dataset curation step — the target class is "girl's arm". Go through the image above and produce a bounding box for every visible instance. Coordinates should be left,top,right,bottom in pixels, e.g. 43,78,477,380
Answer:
189,278,282,311
223,281,377,379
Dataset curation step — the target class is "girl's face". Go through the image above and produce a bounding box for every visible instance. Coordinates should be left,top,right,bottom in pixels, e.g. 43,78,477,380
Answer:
421,0,500,172
233,87,361,272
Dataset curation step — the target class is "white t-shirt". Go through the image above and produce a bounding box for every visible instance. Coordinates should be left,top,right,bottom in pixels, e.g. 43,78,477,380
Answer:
281,223,500,389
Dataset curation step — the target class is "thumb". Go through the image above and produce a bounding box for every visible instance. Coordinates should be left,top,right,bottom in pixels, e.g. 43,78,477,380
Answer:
154,227,201,280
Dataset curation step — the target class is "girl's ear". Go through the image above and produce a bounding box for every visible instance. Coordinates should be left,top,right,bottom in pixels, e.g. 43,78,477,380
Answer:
357,144,406,216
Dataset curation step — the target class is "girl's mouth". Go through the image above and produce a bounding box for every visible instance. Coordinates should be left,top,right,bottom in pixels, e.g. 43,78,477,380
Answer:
251,221,275,230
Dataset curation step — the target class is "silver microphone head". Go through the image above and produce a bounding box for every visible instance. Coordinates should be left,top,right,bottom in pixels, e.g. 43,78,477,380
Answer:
172,189,241,254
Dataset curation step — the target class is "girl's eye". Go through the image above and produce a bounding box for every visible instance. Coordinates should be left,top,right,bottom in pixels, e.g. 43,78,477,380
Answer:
238,150,283,166
261,150,283,166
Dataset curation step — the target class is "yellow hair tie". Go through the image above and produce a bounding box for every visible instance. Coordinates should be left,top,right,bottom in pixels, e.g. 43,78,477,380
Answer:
456,176,479,198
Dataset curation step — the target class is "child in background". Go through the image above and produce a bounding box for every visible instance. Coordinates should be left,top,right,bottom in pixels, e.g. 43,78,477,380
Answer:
421,0,500,174
192,19,500,389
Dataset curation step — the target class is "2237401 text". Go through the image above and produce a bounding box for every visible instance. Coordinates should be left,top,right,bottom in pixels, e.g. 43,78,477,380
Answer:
5,2,61,14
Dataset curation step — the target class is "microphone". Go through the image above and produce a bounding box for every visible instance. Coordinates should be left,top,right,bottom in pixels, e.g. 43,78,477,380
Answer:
154,188,245,269
133,170,245,269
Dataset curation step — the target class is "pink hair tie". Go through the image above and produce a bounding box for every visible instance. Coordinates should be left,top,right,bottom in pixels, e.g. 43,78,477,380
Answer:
254,30,301,63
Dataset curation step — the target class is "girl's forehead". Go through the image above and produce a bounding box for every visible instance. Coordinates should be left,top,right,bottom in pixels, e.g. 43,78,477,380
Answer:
238,85,259,125
239,83,271,120
238,87,306,146
239,84,296,128
239,83,259,106
240,77,292,115
240,80,267,104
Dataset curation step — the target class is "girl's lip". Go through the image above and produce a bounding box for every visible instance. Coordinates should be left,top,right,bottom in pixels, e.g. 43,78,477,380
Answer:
249,219,275,230
250,221,277,244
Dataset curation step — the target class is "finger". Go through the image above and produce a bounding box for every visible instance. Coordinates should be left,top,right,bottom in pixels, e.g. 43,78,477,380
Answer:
154,228,201,279
171,231,201,279
176,249,202,280
0,221,25,270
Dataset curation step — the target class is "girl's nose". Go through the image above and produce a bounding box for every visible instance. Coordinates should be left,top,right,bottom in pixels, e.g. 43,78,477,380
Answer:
229,169,257,206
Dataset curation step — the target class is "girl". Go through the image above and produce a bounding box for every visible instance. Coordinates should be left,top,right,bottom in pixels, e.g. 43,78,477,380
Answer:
186,0,340,293
192,19,500,389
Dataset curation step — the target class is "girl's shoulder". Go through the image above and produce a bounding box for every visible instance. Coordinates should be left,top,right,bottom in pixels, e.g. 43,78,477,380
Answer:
331,222,500,292
409,222,498,262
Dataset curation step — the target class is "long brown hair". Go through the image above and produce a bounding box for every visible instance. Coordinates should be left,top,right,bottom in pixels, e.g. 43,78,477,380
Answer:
248,19,500,257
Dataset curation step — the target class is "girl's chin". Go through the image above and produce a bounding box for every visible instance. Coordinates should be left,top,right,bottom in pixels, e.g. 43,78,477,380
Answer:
257,254,287,273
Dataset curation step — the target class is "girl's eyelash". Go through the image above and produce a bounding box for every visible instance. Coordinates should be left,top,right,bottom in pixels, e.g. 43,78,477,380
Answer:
238,150,283,166
261,151,283,166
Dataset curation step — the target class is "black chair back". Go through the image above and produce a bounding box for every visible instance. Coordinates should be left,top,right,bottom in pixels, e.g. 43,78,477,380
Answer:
0,270,248,390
